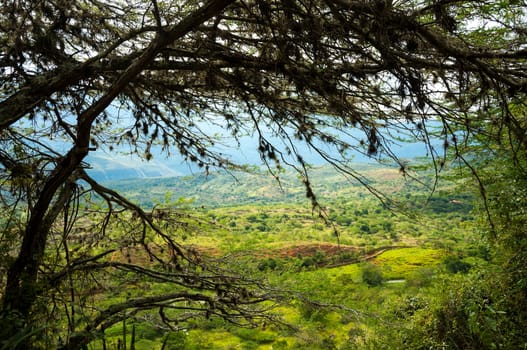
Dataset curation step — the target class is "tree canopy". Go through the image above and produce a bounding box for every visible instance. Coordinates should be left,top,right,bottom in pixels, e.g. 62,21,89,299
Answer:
1,0,527,348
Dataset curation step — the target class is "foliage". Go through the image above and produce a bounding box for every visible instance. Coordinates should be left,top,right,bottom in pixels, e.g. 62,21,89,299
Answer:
1,0,527,349
361,263,384,287
393,270,525,350
385,119,527,348
443,255,472,274
421,155,527,349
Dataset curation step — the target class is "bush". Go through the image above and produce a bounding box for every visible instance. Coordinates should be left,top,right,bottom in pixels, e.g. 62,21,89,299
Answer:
359,224,370,234
406,267,436,287
300,257,315,269
361,263,383,286
444,255,471,274
257,258,278,271
299,302,328,323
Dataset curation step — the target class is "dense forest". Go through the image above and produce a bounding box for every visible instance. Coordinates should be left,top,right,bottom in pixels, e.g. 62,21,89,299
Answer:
1,0,527,349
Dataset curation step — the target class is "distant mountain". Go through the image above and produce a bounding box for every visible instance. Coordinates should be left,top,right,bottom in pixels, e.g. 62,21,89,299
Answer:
85,139,437,182
82,120,444,182
103,163,405,208
86,153,188,181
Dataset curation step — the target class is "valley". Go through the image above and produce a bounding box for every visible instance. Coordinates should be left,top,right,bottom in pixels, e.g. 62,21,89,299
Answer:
90,163,482,349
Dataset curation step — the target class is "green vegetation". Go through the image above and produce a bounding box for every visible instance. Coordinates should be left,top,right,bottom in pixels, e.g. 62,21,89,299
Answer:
63,156,524,350
71,164,490,349
2,1,527,349
361,262,384,286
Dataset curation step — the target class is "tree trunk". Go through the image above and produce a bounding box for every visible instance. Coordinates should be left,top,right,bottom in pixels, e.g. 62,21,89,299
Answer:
1,147,86,347
0,1,236,347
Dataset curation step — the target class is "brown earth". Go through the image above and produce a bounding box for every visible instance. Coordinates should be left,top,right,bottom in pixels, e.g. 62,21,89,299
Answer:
254,242,358,259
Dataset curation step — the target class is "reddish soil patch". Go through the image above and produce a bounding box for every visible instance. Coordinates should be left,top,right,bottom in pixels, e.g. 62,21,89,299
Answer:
269,242,357,258
108,242,411,269
184,242,358,260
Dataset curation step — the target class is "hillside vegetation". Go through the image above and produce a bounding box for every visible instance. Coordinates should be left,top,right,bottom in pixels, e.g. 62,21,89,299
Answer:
90,163,485,349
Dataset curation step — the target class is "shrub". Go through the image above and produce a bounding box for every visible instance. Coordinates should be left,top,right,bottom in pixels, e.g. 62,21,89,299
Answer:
406,267,436,287
444,255,471,274
359,224,370,234
361,263,383,286
257,258,278,271
299,302,328,323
